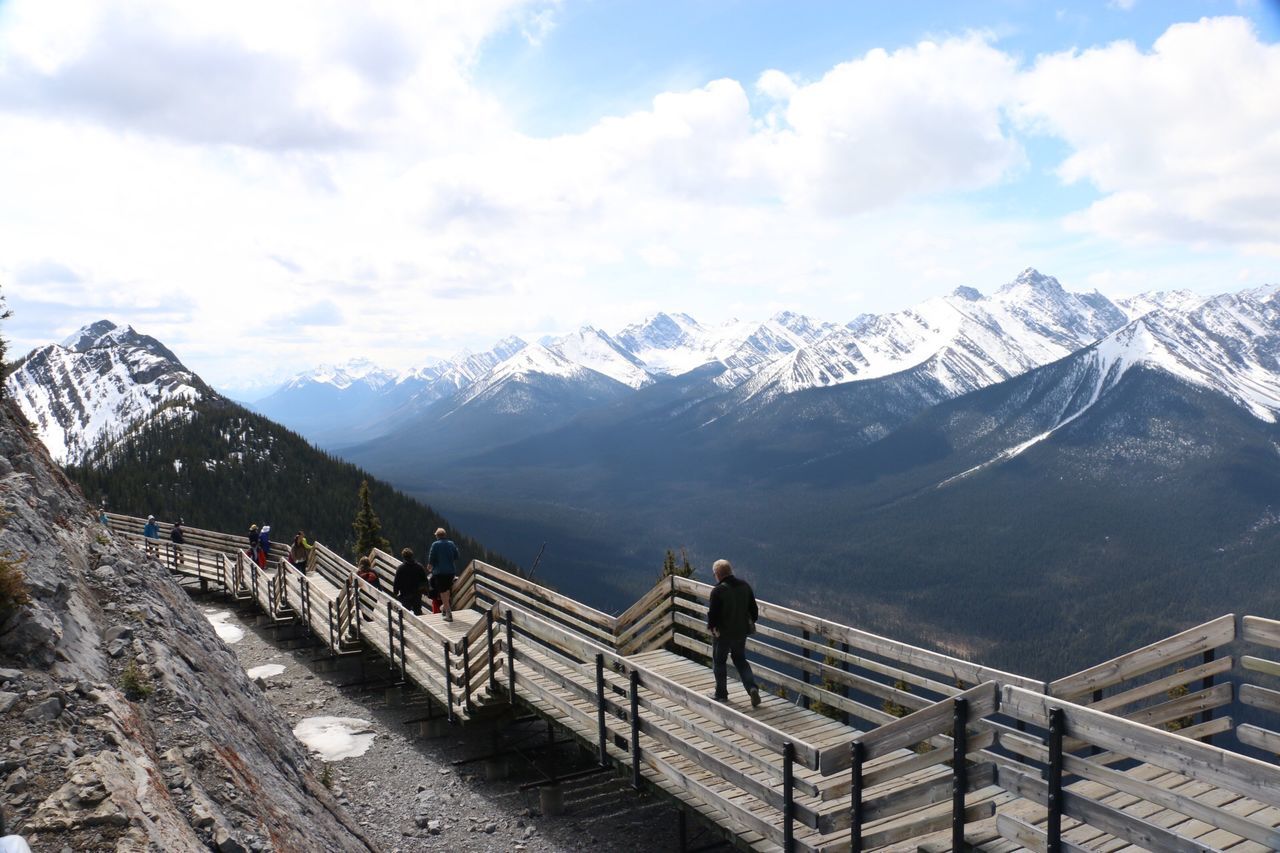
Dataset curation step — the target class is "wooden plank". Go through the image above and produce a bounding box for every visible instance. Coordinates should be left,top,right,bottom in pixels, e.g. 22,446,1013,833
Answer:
999,765,1218,853
847,682,997,764
615,577,674,638
1002,686,1280,808
859,799,996,850
1242,615,1280,650
998,732,1280,848
672,576,1043,692
476,579,616,646
859,762,995,826
510,604,824,770
476,563,617,634
1123,683,1233,728
1089,656,1233,715
1240,682,1280,716
1049,615,1236,701
1236,724,1280,756
996,814,1092,853
1242,655,1280,678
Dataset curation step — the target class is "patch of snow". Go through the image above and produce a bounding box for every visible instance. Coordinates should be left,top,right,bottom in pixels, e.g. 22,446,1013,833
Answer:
293,716,376,761
205,611,245,644
246,663,286,680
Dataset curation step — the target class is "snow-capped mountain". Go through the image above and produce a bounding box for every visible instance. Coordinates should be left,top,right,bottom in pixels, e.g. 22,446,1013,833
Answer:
1115,289,1207,321
5,320,208,465
543,326,653,390
735,268,1128,405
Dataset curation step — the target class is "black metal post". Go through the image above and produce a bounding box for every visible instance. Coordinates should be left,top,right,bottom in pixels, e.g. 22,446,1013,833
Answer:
782,741,795,853
486,608,496,692
801,629,811,710
444,642,456,724
505,611,516,700
629,669,641,789
850,740,864,853
328,601,335,651
596,653,608,766
397,609,406,680
462,636,473,714
952,697,969,852
1047,706,1064,853
677,809,687,852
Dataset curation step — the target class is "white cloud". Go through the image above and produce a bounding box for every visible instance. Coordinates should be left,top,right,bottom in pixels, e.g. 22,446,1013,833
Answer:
1017,16,1280,251
0,4,1274,389
759,34,1024,213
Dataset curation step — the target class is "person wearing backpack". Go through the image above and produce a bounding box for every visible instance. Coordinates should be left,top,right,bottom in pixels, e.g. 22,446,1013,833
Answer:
169,518,185,565
427,527,460,622
142,515,160,559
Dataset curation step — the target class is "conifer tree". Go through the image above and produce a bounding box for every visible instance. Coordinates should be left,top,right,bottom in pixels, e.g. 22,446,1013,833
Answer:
352,479,389,558
0,288,12,394
659,547,696,581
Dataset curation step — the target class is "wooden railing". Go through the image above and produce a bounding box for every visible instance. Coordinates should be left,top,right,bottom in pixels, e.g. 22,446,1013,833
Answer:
996,684,1280,851
104,512,1280,851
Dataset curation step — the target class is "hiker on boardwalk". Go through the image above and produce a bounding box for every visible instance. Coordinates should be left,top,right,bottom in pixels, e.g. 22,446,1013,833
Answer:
258,525,272,565
142,515,160,558
247,524,261,565
393,547,427,616
355,556,381,622
169,518,185,565
289,531,312,571
706,559,761,707
427,527,459,622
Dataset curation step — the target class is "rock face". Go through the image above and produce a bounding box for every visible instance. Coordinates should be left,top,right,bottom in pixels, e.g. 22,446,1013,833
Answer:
0,399,373,852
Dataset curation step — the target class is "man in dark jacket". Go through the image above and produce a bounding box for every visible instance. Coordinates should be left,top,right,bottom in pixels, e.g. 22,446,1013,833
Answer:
393,547,427,616
706,558,761,707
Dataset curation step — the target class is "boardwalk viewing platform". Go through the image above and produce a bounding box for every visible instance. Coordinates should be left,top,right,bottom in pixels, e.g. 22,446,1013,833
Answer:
105,513,1280,852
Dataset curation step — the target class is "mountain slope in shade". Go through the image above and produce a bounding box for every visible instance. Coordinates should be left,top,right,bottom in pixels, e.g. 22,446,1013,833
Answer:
5,320,209,464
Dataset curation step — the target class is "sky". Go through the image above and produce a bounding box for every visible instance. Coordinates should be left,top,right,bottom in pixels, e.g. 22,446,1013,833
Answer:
1,0,1278,399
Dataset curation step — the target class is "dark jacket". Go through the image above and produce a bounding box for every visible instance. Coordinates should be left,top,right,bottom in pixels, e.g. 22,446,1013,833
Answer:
169,524,184,544
393,559,427,606
707,575,758,643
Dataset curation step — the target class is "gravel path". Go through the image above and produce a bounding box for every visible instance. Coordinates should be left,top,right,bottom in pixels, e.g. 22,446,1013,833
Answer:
209,598,731,853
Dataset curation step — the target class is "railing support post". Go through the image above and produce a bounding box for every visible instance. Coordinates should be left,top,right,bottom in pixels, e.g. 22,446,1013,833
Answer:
841,640,850,727
444,642,456,724
952,697,969,852
782,741,795,853
596,653,608,767
1047,706,1065,853
629,669,641,789
850,739,864,853
462,636,473,714
486,607,497,692
505,611,515,700
397,609,407,681
386,602,395,673
800,629,811,710
1201,648,1216,741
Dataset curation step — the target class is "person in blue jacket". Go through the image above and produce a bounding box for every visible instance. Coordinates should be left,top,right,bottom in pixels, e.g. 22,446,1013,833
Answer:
142,514,159,558
258,525,271,565
427,527,460,622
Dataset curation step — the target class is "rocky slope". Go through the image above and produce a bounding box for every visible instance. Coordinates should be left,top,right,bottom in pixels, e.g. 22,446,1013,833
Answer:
0,398,373,852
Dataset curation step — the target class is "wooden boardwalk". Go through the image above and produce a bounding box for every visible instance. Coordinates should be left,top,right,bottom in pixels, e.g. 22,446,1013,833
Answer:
104,513,1280,852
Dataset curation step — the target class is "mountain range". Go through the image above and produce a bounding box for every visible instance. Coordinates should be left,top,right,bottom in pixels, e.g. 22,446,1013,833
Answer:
7,267,1280,676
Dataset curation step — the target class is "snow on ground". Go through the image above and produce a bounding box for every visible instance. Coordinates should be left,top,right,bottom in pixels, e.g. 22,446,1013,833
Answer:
245,663,286,680
293,717,376,761
205,610,245,644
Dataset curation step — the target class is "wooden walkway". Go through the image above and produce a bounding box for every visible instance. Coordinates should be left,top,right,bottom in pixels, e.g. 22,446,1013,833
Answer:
103,513,1280,852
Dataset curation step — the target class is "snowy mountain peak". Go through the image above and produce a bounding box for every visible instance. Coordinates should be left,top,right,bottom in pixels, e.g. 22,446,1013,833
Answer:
62,319,124,351
952,286,983,302
7,321,208,464
544,326,652,389
1002,268,1064,294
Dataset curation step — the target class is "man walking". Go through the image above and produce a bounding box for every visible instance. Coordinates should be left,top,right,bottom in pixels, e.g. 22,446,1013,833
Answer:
427,527,460,622
706,559,761,707
393,547,427,616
